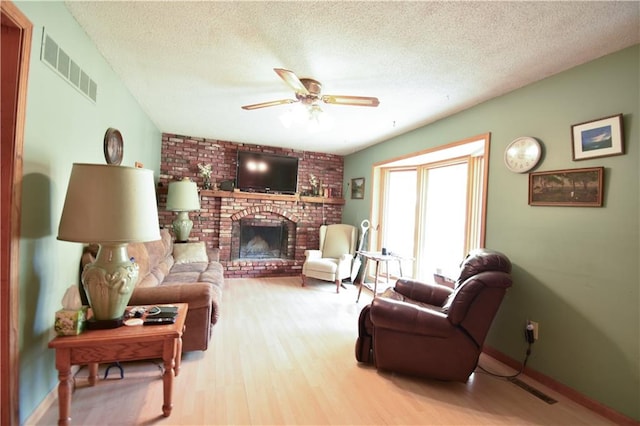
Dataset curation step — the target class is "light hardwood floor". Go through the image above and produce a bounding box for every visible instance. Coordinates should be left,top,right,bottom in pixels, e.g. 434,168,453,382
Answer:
34,276,614,425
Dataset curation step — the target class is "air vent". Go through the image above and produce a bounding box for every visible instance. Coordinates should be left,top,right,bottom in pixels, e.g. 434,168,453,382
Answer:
508,377,558,404
41,29,97,103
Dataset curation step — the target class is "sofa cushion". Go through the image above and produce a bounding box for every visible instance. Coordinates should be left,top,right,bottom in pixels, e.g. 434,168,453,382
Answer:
144,232,173,270
199,262,225,285
137,273,161,288
169,262,209,274
150,258,173,284
173,242,208,264
162,271,203,284
127,242,151,282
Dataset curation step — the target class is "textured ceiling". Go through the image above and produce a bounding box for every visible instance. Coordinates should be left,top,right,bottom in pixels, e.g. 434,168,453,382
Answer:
65,1,639,155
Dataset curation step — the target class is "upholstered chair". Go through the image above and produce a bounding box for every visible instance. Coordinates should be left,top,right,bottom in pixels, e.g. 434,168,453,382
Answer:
302,224,357,293
355,248,512,382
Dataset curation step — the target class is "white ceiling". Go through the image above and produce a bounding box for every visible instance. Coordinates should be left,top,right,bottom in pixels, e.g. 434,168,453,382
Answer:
65,1,639,156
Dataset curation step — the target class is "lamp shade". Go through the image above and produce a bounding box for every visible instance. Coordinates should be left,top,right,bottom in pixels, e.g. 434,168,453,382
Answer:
57,163,160,244
166,178,201,211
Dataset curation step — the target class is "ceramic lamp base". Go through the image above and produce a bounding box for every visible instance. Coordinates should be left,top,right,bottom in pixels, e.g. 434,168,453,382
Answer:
81,243,139,321
172,210,193,242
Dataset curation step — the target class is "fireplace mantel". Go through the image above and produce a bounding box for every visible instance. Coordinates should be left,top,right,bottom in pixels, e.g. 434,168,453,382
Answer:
201,189,345,205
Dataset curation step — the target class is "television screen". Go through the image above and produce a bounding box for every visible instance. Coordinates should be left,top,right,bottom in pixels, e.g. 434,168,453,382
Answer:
236,151,299,194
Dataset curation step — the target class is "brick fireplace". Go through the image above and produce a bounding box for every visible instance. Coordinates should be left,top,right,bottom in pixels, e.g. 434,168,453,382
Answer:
230,207,297,262
158,133,345,278
209,191,343,278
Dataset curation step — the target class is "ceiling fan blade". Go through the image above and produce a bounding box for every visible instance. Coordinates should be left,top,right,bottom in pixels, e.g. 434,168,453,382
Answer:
241,99,297,110
274,68,309,95
322,95,380,107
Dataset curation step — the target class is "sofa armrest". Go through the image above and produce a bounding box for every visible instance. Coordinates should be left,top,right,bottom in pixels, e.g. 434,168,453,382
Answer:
369,297,454,338
394,278,452,306
130,282,213,311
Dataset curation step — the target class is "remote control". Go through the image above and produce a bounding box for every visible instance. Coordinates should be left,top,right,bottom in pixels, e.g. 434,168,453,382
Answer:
143,317,176,326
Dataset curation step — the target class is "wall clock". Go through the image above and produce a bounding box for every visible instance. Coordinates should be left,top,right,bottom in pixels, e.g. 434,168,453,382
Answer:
504,136,542,173
103,128,123,165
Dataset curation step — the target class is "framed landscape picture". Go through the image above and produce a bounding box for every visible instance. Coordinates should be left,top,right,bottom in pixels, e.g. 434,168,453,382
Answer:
529,167,604,207
571,114,624,160
351,177,365,199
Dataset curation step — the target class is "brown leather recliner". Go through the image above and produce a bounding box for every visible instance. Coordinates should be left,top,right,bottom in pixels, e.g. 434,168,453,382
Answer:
355,249,512,382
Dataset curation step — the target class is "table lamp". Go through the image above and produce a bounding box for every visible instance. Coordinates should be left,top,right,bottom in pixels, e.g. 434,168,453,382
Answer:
57,163,160,327
166,177,201,242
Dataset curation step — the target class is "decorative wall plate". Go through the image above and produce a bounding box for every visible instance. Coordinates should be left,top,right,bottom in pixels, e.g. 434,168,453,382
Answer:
103,128,123,165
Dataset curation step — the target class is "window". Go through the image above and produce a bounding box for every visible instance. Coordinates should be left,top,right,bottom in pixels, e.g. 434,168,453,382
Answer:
418,161,468,279
370,134,490,282
380,169,417,277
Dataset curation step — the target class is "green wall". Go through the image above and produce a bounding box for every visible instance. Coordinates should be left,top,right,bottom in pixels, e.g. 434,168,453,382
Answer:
15,2,161,423
344,45,639,420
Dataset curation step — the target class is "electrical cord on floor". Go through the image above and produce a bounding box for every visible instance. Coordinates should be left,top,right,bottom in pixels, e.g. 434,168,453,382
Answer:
476,341,532,379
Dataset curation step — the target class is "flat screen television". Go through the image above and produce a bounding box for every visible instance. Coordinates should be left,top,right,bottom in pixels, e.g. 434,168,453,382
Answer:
236,151,299,195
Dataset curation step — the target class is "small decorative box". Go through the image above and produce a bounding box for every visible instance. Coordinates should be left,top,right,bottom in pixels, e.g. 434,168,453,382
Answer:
54,307,88,336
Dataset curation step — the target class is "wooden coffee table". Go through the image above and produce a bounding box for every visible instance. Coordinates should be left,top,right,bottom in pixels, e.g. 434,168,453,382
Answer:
48,303,188,426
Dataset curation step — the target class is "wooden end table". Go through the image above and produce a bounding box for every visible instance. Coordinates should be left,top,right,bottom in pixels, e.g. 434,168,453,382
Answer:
48,303,188,426
356,251,406,302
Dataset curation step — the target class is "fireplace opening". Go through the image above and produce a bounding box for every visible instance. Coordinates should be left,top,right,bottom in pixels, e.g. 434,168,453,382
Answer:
239,220,289,259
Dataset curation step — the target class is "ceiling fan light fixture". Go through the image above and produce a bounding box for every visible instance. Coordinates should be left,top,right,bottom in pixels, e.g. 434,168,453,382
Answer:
241,68,380,111
279,104,308,129
307,105,333,133
308,103,323,118
278,103,333,132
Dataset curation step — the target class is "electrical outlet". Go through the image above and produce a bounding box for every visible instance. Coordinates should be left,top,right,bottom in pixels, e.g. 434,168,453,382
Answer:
528,320,539,341
525,323,534,343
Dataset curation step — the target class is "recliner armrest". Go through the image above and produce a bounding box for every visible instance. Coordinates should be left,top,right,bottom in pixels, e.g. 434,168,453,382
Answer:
394,278,452,306
369,297,454,338
304,249,323,260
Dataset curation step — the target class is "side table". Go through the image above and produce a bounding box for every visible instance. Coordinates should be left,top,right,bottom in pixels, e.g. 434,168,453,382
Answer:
356,251,406,302
48,303,188,425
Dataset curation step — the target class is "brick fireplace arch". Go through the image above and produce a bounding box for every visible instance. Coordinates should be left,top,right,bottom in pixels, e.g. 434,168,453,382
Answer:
219,200,314,278
230,204,300,223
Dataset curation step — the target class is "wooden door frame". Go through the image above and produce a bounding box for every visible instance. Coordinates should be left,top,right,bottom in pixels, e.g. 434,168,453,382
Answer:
1,1,32,425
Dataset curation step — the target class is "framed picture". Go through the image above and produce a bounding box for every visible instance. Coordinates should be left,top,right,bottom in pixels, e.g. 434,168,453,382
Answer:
351,177,365,199
529,167,604,207
571,114,624,160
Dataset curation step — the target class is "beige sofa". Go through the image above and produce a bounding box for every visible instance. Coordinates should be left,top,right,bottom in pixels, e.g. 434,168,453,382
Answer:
80,229,223,351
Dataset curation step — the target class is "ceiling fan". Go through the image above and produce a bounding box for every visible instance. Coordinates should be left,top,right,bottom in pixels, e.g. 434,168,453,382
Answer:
241,68,380,111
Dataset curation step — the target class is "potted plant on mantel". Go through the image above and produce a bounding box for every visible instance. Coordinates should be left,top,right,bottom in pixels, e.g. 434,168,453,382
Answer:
309,173,320,196
198,163,213,190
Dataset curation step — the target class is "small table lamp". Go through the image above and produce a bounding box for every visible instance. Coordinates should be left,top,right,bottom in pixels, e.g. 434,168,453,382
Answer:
57,164,160,327
166,177,201,242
